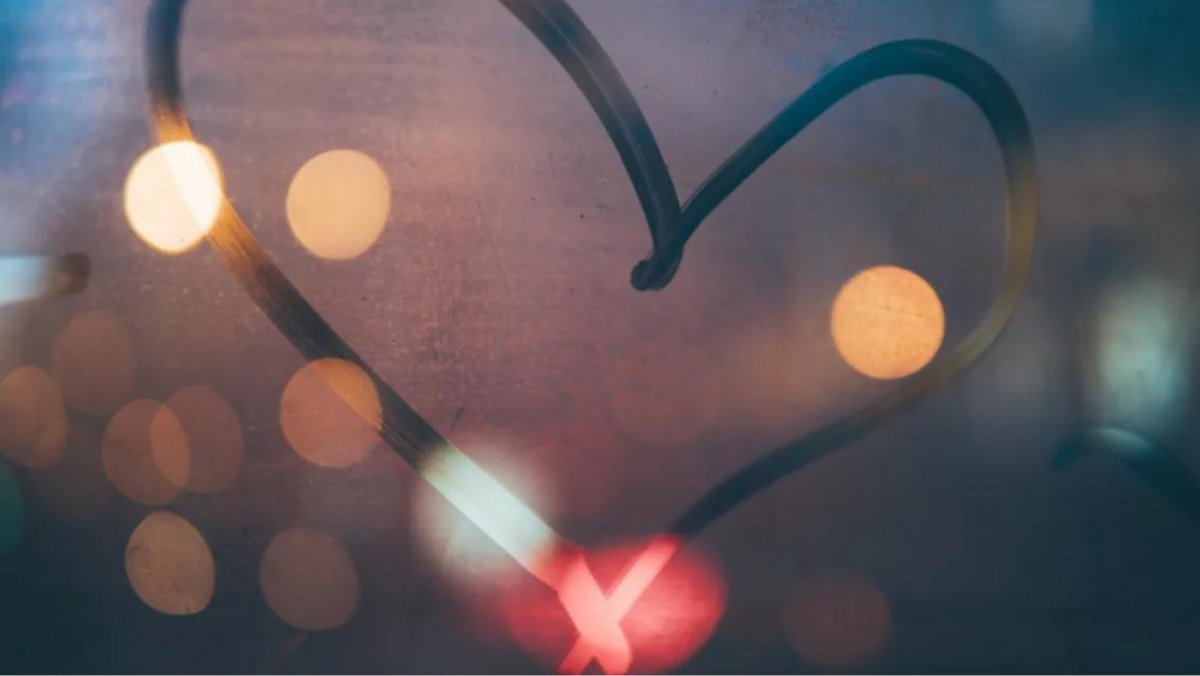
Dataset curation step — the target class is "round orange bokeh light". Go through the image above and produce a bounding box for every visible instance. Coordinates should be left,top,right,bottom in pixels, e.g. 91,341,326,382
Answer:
280,359,381,469
830,266,945,380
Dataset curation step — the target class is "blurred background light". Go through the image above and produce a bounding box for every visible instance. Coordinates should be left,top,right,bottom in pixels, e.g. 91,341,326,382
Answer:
782,572,891,668
0,364,66,468
502,539,726,674
51,309,136,416
830,265,944,380
102,399,190,506
995,0,1093,52
0,254,90,307
259,527,361,631
124,142,224,254
124,511,215,616
160,386,243,494
1086,278,1189,435
280,359,382,469
286,149,391,260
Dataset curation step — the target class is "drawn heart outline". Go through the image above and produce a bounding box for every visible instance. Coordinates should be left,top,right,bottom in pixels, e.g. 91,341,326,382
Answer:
143,0,1035,578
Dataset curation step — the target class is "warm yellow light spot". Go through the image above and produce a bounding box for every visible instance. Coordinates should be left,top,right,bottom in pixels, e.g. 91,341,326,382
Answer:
260,527,360,631
280,359,381,468
160,386,243,494
286,149,391,260
830,266,944,380
51,309,136,416
0,365,67,468
125,511,215,616
102,399,190,506
124,142,224,254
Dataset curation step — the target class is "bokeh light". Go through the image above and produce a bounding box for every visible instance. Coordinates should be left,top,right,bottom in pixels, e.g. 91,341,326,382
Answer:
830,265,944,380
996,0,1093,51
1087,278,1188,435
286,149,391,260
280,359,381,468
125,511,215,616
782,572,891,668
502,539,726,674
260,527,360,631
0,461,23,555
27,422,111,522
0,365,67,468
161,386,243,494
51,309,136,416
124,141,224,254
102,399,190,506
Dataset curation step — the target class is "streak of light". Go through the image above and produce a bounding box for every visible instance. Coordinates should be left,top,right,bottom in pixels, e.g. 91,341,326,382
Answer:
556,537,682,675
414,445,555,590
503,538,726,674
419,444,560,586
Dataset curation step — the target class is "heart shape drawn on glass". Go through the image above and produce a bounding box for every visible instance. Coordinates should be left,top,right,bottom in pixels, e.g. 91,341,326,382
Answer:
142,0,1037,672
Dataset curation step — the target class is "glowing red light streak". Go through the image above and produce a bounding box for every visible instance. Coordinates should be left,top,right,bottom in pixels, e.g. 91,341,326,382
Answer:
553,536,681,675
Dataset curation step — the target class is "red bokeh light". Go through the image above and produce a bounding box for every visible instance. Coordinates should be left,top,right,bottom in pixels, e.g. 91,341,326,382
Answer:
502,537,725,674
